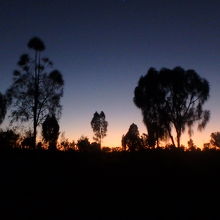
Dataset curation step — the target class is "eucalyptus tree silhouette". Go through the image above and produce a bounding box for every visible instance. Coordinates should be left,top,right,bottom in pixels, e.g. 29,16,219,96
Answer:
0,92,7,125
7,37,64,149
134,66,210,148
42,114,60,150
133,68,170,147
91,111,108,148
210,132,220,148
122,123,142,151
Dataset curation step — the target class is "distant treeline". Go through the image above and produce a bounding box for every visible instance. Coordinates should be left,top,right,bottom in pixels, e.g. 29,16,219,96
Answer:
0,37,219,152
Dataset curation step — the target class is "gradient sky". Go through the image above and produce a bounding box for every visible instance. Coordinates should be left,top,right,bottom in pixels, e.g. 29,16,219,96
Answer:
0,0,220,148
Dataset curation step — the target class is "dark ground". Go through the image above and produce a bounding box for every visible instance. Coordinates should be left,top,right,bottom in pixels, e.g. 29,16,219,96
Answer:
0,150,220,219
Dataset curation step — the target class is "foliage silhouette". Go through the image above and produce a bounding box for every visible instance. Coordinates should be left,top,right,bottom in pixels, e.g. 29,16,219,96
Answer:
187,138,197,151
134,66,210,147
91,111,108,148
7,37,64,149
42,114,60,150
122,123,143,151
0,92,7,125
210,132,220,148
59,133,76,151
77,136,91,152
21,130,35,149
0,129,19,149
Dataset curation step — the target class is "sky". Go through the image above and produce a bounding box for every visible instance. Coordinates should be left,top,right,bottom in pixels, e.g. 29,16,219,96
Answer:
0,0,220,148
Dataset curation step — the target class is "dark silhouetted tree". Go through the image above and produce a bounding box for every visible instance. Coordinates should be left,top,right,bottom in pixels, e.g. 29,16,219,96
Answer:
7,37,64,149
91,111,108,148
21,130,34,149
0,92,7,125
210,132,220,148
77,136,91,152
133,68,170,148
134,67,210,148
187,138,197,151
59,133,76,151
122,123,142,151
0,129,19,150
42,114,60,150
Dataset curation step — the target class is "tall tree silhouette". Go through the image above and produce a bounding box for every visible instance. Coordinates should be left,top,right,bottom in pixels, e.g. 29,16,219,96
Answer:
134,66,210,148
42,114,60,150
0,92,7,125
91,111,108,148
7,37,64,149
133,68,171,147
122,123,142,151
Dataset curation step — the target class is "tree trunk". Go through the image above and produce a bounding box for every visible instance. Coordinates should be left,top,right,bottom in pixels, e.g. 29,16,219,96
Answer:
100,137,102,150
166,124,175,147
177,131,181,148
33,50,40,149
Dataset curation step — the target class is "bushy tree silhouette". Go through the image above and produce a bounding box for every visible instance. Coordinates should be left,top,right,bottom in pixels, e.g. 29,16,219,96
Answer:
77,136,91,152
187,138,197,151
21,130,35,149
42,114,60,150
7,37,64,148
134,67,210,147
0,129,19,149
91,111,108,148
210,132,220,148
122,123,142,151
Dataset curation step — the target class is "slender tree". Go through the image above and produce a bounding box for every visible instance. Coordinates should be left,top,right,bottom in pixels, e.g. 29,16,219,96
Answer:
42,114,60,150
134,66,210,148
7,37,64,149
91,111,108,148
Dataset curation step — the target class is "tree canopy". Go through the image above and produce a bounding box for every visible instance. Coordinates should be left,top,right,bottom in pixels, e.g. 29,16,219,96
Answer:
210,132,220,148
7,37,64,148
134,66,210,147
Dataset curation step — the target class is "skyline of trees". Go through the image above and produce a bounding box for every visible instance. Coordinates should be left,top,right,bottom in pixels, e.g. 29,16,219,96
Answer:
0,37,219,151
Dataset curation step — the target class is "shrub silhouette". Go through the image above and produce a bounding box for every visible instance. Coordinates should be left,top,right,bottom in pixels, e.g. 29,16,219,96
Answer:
42,114,60,150
122,123,142,151
0,129,19,149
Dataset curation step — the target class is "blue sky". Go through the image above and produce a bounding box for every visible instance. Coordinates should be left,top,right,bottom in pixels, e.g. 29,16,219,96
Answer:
0,0,220,147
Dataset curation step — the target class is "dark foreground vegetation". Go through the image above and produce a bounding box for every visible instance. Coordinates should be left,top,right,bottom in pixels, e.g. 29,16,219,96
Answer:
1,149,220,219
1,37,220,219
